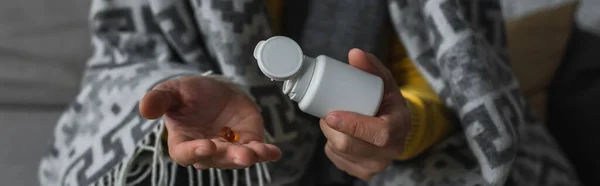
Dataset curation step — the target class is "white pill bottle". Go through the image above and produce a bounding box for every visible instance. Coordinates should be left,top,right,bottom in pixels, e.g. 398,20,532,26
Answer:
253,36,384,118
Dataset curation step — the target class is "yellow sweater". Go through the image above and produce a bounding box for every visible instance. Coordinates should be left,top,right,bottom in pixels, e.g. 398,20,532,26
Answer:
266,1,454,160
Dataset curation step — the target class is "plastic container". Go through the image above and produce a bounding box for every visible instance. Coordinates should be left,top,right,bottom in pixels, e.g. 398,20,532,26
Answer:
253,36,384,118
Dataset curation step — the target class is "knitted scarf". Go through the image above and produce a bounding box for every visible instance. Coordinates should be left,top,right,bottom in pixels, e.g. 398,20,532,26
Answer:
39,0,580,186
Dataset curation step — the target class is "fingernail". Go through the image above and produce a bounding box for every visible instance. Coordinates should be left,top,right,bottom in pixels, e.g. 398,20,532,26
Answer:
233,157,244,165
195,148,207,156
326,114,342,129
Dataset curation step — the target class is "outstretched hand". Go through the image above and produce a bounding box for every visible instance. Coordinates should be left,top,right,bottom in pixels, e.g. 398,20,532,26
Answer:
139,76,281,169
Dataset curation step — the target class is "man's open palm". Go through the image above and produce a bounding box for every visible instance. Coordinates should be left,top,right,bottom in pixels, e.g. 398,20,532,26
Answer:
139,76,281,169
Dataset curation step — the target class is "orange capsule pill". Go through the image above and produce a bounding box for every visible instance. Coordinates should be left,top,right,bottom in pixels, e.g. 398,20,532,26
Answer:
220,127,239,142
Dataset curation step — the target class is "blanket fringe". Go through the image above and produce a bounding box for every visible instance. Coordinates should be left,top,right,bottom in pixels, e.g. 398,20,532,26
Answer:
88,119,274,186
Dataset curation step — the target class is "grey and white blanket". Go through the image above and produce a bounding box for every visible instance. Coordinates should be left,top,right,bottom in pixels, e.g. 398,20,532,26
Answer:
39,0,580,186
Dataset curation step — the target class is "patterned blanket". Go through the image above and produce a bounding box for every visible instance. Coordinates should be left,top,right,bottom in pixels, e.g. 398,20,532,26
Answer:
39,0,580,186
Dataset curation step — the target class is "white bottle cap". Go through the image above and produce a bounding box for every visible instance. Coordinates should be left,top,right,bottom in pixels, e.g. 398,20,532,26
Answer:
253,36,304,81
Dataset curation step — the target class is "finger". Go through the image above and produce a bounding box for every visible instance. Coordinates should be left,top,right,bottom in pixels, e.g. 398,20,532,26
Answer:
193,163,210,170
242,141,282,162
326,142,391,180
325,144,377,180
348,48,396,92
168,139,217,166
265,144,282,161
320,121,399,158
139,89,179,119
194,141,280,170
191,140,258,170
210,140,259,169
324,111,392,147
167,129,260,169
324,143,351,172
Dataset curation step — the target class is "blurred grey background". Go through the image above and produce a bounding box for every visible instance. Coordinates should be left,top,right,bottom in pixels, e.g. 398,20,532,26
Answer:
0,0,598,186
0,1,90,186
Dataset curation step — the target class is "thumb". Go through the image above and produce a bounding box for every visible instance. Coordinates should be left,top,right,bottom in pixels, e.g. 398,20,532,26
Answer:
139,88,180,119
325,111,391,147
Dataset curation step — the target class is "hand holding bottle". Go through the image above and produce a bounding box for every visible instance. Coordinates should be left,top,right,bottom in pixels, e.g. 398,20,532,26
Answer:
320,49,411,180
